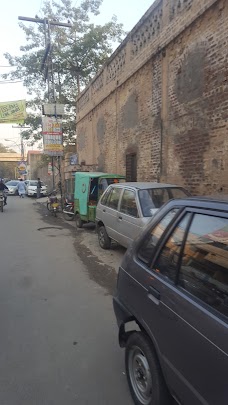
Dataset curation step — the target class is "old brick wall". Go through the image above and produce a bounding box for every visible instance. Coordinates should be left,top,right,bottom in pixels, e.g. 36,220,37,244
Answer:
76,0,228,195
162,0,228,195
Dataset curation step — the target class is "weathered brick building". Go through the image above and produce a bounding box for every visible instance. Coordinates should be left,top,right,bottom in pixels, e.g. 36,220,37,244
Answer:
76,0,228,195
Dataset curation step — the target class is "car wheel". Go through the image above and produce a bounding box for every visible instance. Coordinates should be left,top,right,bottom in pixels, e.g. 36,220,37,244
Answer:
125,332,170,405
98,225,111,249
75,214,83,228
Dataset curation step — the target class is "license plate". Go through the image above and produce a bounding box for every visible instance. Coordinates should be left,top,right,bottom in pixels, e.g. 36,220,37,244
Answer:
52,202,59,208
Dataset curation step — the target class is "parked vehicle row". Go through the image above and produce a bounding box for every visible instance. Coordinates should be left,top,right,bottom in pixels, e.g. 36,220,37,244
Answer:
66,172,228,405
5,180,48,197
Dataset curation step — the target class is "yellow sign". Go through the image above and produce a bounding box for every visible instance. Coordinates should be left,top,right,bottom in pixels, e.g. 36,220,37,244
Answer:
0,100,27,124
44,144,64,151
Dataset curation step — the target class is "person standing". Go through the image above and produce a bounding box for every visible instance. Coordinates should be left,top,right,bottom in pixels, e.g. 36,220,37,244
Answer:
17,179,26,198
37,178,42,199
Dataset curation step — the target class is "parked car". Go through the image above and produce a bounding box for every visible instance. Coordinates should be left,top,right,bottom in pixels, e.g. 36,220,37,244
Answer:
113,196,228,405
26,180,48,197
5,180,19,195
96,182,190,249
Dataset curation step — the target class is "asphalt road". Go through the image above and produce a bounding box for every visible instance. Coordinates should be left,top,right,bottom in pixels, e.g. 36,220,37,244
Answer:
0,196,132,405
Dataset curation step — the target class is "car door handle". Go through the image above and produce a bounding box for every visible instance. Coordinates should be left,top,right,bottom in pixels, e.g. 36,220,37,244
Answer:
118,216,122,220
147,286,160,305
103,209,106,212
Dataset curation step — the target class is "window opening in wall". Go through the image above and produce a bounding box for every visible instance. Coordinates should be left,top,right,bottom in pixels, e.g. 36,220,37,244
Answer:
126,153,137,182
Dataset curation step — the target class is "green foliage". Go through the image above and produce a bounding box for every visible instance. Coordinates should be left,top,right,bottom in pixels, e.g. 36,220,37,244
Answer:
2,0,125,144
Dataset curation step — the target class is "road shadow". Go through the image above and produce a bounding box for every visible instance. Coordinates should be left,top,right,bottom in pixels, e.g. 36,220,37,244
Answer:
34,201,120,295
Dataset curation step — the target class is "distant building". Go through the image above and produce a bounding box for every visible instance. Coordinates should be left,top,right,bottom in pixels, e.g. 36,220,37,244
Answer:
27,151,42,179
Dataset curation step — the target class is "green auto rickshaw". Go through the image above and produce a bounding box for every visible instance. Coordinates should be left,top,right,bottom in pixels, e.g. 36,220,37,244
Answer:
74,172,125,228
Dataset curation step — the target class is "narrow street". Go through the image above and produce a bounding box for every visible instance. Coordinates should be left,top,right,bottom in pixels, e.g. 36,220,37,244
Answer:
0,196,131,405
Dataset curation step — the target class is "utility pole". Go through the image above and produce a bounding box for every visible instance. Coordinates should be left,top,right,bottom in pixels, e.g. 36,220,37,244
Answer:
12,125,30,160
18,16,71,204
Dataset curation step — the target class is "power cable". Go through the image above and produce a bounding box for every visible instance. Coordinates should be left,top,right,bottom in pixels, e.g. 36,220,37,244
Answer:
0,80,23,84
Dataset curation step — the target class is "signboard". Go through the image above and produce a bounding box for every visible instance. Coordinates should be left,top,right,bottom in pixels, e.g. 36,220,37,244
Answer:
42,116,63,156
0,100,27,124
18,161,27,175
42,104,65,116
70,154,78,165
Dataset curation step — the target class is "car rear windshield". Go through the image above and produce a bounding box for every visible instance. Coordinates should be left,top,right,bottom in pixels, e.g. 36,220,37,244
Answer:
6,181,19,186
139,187,188,217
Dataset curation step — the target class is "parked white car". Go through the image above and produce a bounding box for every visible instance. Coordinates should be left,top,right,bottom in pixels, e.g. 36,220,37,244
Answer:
5,180,20,195
26,180,48,197
96,182,190,249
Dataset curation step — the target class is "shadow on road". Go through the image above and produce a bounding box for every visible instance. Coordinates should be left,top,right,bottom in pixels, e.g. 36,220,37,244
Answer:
34,201,121,296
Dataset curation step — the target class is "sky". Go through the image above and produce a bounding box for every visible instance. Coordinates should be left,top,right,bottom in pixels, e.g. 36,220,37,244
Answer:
0,0,155,150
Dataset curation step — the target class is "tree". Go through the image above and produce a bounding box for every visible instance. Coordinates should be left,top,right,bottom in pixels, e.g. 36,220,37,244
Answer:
0,144,17,179
2,0,125,144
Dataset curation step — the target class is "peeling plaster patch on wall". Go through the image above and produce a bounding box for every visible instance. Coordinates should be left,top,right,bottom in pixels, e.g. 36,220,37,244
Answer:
121,92,139,130
174,129,210,193
77,128,86,152
97,152,105,171
175,45,205,103
97,117,106,144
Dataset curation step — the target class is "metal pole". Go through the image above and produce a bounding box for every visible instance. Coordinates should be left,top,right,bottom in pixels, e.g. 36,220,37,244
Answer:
51,156,55,191
18,16,70,191
58,156,63,210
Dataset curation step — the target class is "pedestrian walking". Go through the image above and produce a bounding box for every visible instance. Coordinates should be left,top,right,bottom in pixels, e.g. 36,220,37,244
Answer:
37,178,42,199
17,179,26,198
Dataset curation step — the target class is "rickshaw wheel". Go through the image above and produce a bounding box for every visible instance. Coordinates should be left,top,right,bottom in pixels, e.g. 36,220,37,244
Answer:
75,214,83,228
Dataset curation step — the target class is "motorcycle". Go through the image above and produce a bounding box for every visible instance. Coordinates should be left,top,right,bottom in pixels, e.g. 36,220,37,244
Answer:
0,191,4,212
47,190,61,217
63,197,74,221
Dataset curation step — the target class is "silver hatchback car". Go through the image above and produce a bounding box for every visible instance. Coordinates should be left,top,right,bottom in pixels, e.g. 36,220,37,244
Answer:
96,182,190,249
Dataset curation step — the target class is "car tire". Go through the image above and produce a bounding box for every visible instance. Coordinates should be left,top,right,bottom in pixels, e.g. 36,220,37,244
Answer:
75,214,83,228
98,225,111,249
125,332,171,405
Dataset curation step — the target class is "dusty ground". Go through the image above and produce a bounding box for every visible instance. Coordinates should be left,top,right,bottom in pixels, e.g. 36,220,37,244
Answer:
39,195,126,272
72,223,126,271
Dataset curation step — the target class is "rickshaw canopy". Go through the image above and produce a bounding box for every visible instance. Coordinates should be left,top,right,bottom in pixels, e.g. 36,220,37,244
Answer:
74,172,125,216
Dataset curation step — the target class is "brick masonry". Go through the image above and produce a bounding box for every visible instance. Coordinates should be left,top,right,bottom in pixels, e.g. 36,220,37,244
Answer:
76,0,228,195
